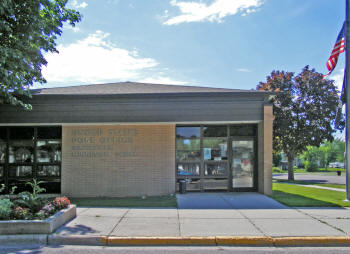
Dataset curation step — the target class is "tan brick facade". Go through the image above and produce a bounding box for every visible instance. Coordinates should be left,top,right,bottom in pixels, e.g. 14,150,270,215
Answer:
257,105,273,195
61,125,175,197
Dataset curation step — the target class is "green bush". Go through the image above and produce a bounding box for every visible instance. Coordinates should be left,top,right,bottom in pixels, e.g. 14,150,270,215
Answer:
305,161,318,172
272,167,284,173
0,199,13,220
13,192,47,214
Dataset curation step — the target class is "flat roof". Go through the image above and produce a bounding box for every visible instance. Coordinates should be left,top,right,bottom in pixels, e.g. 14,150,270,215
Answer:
31,82,267,95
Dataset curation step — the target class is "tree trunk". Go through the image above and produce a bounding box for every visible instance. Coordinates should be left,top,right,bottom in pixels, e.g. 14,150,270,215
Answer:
287,153,295,180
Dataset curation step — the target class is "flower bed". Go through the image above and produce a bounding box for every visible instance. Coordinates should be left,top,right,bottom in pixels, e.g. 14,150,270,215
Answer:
0,180,71,221
0,205,76,235
0,180,76,234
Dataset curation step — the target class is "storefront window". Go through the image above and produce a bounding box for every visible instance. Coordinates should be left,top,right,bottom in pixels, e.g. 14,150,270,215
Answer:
0,142,5,163
176,139,200,161
177,163,200,176
37,127,61,139
0,127,6,164
204,163,227,176
176,127,200,138
8,166,32,177
203,126,227,137
9,140,34,163
37,165,60,177
230,125,256,136
1,126,61,194
176,124,257,191
36,141,61,163
203,138,227,161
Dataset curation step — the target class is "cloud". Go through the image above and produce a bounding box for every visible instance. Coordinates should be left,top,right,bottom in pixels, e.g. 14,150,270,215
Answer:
139,76,188,85
236,68,252,73
71,0,88,9
164,0,262,25
330,69,344,92
42,31,158,84
42,31,188,86
63,23,80,33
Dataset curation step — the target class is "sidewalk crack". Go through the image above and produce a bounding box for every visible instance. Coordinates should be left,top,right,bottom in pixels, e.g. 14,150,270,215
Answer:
107,208,130,236
219,195,267,237
296,208,346,234
177,208,181,237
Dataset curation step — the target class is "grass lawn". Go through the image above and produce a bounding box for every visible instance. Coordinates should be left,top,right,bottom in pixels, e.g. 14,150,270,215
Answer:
273,167,345,174
274,179,346,189
272,183,350,207
70,195,177,207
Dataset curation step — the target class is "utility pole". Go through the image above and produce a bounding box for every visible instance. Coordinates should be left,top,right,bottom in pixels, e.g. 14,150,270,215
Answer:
346,0,350,201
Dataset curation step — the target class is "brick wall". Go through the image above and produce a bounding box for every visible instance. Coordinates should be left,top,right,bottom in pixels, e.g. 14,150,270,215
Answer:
61,124,175,197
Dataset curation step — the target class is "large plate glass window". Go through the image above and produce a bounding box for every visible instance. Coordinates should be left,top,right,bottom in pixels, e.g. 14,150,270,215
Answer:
1,126,61,194
231,140,255,188
176,127,200,176
8,127,34,192
36,127,61,193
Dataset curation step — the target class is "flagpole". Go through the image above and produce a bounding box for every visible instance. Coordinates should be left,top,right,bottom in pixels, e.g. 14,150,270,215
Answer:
346,0,350,201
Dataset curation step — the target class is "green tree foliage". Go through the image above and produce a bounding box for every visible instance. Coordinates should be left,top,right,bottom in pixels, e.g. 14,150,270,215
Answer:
257,66,344,180
0,0,81,109
301,139,345,171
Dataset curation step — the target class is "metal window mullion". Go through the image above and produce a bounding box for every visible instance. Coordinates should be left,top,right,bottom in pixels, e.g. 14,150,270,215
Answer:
200,125,204,191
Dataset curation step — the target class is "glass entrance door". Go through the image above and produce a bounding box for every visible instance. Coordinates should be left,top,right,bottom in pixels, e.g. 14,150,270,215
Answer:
231,139,255,189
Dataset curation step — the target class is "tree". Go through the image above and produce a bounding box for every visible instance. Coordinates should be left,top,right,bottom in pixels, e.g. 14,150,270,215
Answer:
257,66,344,180
0,0,81,109
300,139,345,171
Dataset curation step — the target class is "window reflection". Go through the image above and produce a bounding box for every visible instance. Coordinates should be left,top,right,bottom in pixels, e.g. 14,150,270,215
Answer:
232,140,254,188
203,138,227,161
37,165,60,177
36,141,62,163
0,166,3,178
9,166,32,177
0,141,5,163
176,139,200,150
176,127,200,138
9,140,34,163
177,163,200,176
176,150,200,161
203,126,227,137
205,163,227,176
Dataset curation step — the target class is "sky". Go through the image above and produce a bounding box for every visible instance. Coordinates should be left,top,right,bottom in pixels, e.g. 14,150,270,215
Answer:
37,0,346,92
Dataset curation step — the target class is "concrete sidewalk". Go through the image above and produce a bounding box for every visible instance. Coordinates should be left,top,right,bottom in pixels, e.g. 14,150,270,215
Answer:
2,192,350,246
2,206,350,246
55,206,350,238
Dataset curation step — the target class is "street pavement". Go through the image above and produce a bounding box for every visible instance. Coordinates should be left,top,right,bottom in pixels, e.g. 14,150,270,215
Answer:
273,173,346,185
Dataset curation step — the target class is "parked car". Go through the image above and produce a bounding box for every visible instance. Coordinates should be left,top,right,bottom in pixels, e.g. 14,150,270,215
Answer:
329,162,344,168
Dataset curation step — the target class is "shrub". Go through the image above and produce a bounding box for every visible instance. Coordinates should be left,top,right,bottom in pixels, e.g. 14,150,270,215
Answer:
54,196,70,210
12,206,29,220
305,161,318,172
13,191,47,214
0,199,13,220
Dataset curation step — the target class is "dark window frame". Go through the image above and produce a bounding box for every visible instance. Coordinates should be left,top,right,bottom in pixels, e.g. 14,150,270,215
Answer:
175,124,258,192
0,126,62,194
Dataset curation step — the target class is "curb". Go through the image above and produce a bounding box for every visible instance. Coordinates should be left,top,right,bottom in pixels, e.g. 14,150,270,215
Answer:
104,236,350,246
0,234,48,245
3,235,350,247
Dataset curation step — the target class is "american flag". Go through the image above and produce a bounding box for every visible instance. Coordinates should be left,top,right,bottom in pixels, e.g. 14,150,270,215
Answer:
326,23,345,76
